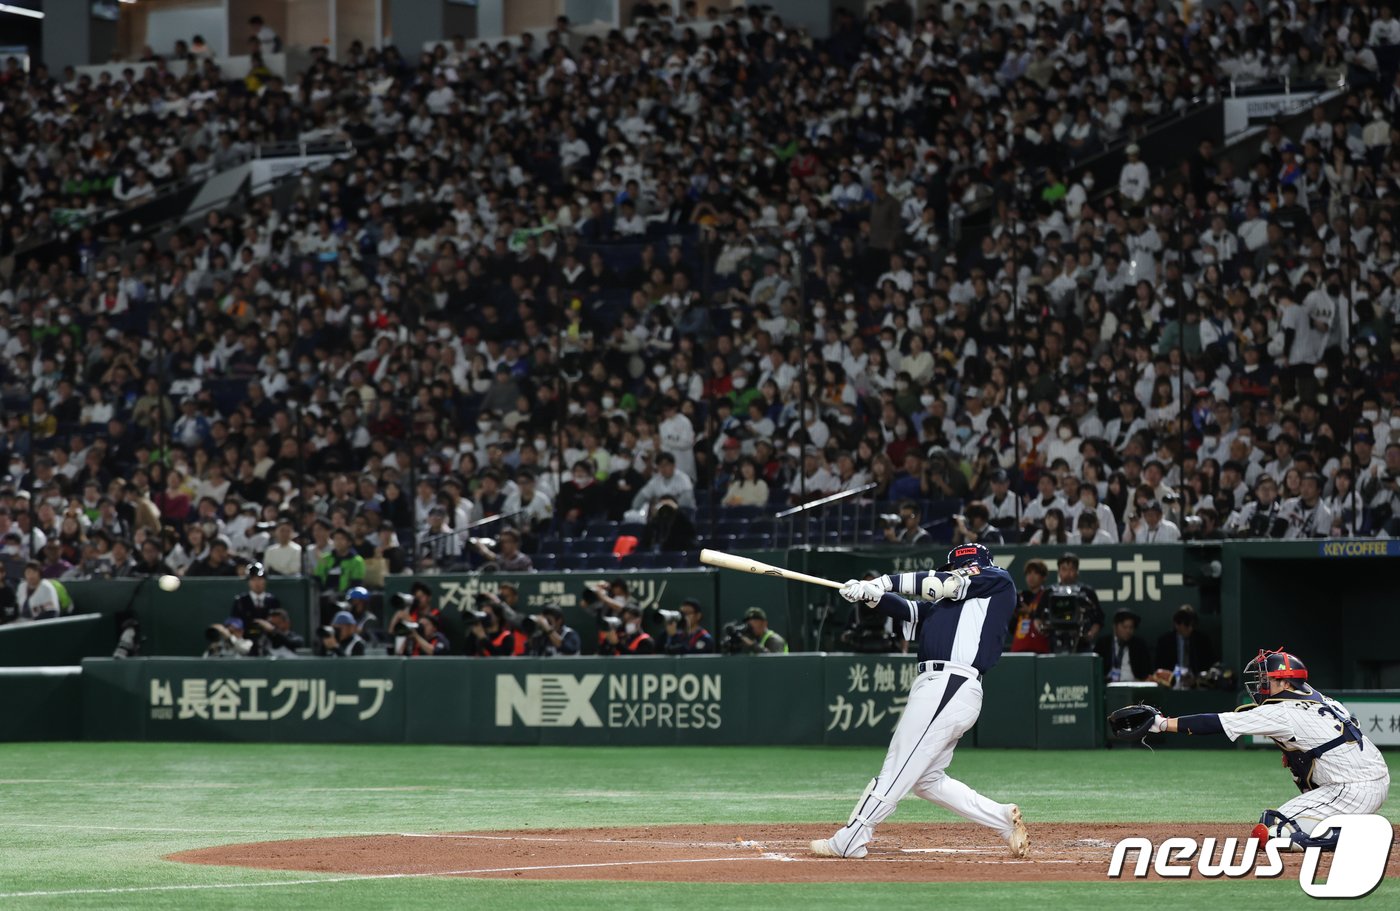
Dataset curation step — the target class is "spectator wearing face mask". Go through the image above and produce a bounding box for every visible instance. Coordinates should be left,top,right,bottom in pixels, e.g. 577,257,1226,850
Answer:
557,459,608,530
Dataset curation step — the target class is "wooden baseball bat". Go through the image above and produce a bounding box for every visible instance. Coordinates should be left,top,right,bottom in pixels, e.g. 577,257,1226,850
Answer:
699,548,844,590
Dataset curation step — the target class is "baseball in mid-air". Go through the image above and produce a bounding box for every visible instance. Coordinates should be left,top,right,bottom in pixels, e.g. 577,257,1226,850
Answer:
157,575,181,592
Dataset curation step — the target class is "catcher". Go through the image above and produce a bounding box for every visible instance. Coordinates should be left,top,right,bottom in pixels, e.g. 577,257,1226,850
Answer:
1108,648,1390,849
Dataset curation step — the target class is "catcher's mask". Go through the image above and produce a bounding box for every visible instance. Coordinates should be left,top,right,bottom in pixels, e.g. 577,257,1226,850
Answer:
939,542,993,572
1243,648,1309,704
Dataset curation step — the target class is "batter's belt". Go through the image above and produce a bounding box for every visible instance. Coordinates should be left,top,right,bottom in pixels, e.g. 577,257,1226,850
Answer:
916,660,982,682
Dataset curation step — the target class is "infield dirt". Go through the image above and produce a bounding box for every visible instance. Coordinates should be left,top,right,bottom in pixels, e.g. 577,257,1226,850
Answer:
168,823,1400,883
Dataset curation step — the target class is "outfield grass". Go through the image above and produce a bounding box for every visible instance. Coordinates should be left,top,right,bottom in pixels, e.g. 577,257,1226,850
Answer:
0,743,1395,909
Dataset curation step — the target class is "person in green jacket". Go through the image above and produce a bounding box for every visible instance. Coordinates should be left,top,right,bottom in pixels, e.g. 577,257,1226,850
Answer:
315,527,366,595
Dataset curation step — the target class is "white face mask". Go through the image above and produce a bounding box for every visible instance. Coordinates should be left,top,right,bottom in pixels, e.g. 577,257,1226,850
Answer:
624,621,639,635
1203,436,1217,448
1313,366,1328,380
919,394,935,407
733,376,749,389
786,446,801,458
601,395,616,409
812,306,826,319
1362,409,1379,423
844,308,857,321
652,364,666,378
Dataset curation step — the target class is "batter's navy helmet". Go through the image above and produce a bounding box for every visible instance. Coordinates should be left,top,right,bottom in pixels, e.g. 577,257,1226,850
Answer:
1243,648,1308,703
943,543,993,570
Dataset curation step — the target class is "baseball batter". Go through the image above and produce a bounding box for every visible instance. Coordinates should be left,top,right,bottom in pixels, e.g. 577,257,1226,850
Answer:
812,543,1029,859
1131,649,1391,848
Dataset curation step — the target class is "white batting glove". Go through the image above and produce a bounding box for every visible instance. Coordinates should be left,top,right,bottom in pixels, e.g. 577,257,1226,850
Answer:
875,574,893,592
838,580,865,602
855,581,886,602
1149,713,1168,734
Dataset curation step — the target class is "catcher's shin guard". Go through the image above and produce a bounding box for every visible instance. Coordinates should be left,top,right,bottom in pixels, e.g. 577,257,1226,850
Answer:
1257,809,1340,851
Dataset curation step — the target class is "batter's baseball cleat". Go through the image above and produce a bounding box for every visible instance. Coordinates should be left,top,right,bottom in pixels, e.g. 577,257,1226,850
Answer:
809,839,866,858
1005,805,1029,858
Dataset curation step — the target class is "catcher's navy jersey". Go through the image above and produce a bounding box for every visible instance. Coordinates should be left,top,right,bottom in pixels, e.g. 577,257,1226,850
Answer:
874,565,1017,673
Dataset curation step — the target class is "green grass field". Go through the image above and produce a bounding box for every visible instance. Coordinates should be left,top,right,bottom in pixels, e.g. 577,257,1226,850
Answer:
1,743,1396,909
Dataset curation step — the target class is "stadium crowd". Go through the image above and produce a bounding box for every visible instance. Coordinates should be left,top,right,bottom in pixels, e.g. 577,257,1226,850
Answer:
1,0,1399,599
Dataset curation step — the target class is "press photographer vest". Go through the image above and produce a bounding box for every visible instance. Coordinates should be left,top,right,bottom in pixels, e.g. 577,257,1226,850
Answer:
492,628,525,656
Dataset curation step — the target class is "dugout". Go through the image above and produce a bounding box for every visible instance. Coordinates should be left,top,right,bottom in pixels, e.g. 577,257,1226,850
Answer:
1220,540,1400,689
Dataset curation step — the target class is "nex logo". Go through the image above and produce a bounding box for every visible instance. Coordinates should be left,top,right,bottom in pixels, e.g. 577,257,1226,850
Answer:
495,674,603,728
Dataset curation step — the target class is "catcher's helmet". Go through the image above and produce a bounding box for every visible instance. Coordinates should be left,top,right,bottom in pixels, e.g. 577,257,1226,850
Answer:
1243,648,1308,703
943,542,993,571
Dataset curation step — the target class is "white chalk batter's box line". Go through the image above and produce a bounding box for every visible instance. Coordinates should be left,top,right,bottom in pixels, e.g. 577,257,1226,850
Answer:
396,831,1022,854
0,849,1076,900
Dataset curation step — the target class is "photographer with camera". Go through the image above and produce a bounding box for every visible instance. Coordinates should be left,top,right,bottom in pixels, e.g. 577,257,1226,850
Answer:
400,611,450,656
250,608,305,658
598,604,655,655
387,583,434,636
477,581,523,626
662,598,714,654
204,616,253,658
582,578,635,641
1124,499,1181,543
1055,552,1103,652
882,500,930,546
473,527,534,573
1225,475,1288,538
318,609,368,657
469,601,525,656
725,606,788,654
951,502,1005,546
525,604,581,657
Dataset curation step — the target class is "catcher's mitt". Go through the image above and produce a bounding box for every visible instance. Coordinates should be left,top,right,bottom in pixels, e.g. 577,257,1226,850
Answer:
1107,704,1163,742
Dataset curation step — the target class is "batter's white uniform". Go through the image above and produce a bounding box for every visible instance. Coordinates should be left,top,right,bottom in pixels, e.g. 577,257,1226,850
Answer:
821,563,1022,858
1219,689,1391,836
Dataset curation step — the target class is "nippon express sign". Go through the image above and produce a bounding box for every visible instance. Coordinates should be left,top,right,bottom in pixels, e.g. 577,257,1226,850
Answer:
495,672,723,730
